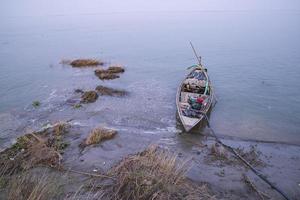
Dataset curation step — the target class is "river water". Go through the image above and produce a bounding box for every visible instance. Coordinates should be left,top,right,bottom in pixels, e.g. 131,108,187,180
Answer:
0,1,300,146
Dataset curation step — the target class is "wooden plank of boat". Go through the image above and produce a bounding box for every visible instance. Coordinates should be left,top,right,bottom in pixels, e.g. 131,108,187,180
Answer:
176,43,214,132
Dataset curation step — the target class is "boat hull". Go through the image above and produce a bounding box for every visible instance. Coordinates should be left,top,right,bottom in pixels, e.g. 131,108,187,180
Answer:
176,67,214,132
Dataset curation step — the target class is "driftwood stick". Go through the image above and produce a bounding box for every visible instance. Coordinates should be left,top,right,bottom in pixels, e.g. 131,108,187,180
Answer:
29,133,44,142
243,174,270,200
67,168,115,180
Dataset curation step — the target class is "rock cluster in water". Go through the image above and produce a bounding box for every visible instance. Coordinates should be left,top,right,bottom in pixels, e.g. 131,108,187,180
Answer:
95,85,127,97
94,65,125,80
62,58,127,105
68,59,103,67
80,91,98,103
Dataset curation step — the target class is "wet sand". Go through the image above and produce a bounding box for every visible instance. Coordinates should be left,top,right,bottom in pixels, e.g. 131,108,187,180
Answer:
174,136,300,199
61,126,300,199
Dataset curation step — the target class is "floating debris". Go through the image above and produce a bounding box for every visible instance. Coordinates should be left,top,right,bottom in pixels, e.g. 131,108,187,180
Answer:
95,85,127,96
81,91,98,103
81,127,117,147
68,59,103,67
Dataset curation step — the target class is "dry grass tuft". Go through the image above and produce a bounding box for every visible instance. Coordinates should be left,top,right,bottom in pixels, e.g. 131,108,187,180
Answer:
208,143,265,168
82,127,117,147
242,174,270,200
24,137,62,169
69,59,103,67
95,85,127,97
205,142,237,167
7,171,61,200
236,145,265,167
0,134,62,175
104,145,214,200
0,123,70,175
53,122,68,136
81,91,98,103
210,142,228,160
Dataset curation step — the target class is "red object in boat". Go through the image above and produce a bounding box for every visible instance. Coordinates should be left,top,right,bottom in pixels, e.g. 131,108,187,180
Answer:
197,97,204,103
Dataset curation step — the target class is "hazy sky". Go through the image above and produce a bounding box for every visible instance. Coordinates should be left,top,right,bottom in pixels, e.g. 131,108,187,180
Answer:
1,0,299,17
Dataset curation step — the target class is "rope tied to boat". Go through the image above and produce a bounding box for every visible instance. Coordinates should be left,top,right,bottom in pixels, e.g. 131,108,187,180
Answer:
200,112,291,200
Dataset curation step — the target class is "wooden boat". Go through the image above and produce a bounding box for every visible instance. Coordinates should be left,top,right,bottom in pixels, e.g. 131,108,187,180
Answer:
176,44,214,132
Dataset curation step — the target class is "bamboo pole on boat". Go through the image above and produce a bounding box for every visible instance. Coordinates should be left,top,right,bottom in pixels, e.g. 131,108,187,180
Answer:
190,42,202,67
190,42,210,95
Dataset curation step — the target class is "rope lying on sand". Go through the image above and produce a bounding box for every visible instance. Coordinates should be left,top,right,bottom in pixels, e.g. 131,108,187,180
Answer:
200,112,291,200
66,168,115,180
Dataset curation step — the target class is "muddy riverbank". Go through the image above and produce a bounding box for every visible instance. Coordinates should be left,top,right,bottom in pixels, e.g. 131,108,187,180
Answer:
0,119,299,199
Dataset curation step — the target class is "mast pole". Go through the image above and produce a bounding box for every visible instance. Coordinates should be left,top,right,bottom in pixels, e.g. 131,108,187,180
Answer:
190,42,202,66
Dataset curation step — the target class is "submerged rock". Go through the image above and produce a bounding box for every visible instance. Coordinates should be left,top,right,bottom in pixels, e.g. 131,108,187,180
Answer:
66,98,79,105
95,85,127,96
69,59,103,67
74,89,84,93
81,91,98,103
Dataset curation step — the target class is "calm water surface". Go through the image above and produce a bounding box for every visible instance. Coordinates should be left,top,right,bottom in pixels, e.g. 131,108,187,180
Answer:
0,1,300,145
